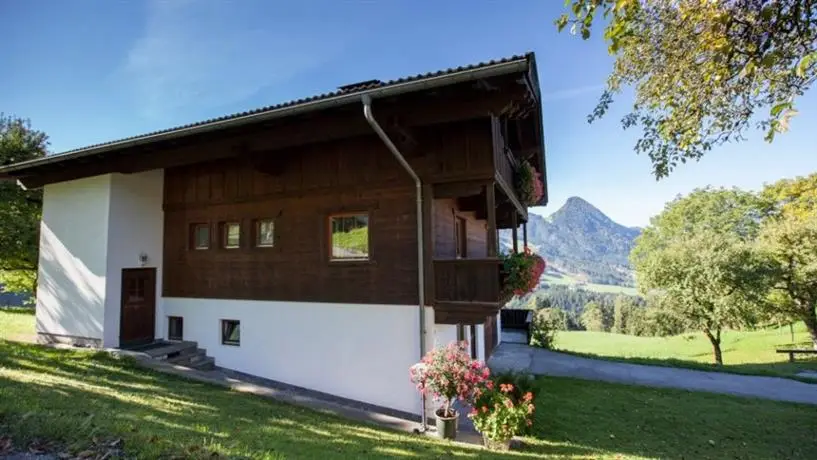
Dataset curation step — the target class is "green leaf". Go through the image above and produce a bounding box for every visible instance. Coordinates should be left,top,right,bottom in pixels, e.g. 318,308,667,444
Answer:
795,52,817,78
555,15,569,32
770,102,791,117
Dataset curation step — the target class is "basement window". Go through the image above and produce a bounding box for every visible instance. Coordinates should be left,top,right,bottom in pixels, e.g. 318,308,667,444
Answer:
329,213,370,261
191,224,210,250
221,319,240,346
168,316,183,341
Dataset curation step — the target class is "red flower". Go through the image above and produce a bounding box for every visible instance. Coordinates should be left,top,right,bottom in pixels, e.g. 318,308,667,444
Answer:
523,392,533,402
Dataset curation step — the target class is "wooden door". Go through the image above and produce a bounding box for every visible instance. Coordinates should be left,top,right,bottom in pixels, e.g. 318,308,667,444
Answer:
120,268,157,346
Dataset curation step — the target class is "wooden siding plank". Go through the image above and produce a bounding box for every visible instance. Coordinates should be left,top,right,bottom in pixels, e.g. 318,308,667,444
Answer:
486,185,497,257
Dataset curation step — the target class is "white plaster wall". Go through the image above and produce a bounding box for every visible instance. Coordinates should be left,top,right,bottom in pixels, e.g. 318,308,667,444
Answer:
163,298,431,414
432,323,487,362
496,311,502,345
475,324,486,362
433,324,458,349
36,175,112,341
103,171,165,347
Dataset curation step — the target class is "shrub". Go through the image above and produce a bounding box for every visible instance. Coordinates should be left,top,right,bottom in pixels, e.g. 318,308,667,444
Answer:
501,248,546,298
530,309,560,349
409,341,489,418
468,372,538,446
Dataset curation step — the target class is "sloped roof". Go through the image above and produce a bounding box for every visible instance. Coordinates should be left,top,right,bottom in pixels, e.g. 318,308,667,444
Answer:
0,53,536,174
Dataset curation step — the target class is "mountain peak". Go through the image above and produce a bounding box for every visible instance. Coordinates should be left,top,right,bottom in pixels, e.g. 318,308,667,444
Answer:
563,196,598,212
555,196,609,222
503,196,641,286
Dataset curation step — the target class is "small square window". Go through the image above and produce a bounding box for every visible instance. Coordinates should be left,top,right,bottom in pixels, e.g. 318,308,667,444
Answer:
223,222,241,249
256,219,274,247
168,316,183,341
221,319,240,346
329,213,370,261
192,224,210,250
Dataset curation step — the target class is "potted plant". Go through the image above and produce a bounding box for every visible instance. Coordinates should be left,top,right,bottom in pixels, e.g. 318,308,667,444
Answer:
409,341,489,440
468,379,536,450
515,160,544,206
500,248,546,299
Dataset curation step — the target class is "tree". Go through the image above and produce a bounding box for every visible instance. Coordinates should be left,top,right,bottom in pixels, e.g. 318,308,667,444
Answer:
631,188,768,364
757,173,817,348
557,1,817,178
0,115,47,294
580,300,613,332
612,294,636,334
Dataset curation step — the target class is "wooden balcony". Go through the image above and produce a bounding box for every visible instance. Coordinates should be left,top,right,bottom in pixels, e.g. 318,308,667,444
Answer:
433,258,507,324
491,116,527,227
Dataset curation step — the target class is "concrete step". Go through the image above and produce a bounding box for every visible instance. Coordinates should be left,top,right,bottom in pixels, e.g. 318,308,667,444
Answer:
166,349,209,367
143,341,198,359
190,356,215,371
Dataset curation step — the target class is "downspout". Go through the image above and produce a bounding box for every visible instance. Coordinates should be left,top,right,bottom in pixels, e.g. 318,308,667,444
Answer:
362,95,428,430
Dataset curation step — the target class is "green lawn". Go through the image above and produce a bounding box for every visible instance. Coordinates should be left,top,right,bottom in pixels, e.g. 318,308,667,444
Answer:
555,323,817,380
1,340,815,459
540,274,639,296
0,307,35,342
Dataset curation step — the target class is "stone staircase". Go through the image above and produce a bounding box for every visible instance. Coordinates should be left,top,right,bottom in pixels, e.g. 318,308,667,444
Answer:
141,341,215,371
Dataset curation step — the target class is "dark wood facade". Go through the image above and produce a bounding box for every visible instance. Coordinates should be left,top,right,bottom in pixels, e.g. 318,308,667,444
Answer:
161,110,535,326
161,118,521,310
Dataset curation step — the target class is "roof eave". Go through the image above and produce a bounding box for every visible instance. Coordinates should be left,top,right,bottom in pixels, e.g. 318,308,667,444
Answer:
0,56,532,176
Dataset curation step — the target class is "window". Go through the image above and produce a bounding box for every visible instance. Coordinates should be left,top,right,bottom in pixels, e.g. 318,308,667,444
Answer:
221,319,240,346
329,213,369,261
222,222,241,249
192,224,210,250
168,316,183,341
256,219,275,247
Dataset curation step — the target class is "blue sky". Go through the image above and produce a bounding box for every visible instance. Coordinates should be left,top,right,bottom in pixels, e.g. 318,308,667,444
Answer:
3,1,816,227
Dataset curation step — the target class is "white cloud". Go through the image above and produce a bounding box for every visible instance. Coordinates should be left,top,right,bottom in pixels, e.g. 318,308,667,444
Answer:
122,1,340,120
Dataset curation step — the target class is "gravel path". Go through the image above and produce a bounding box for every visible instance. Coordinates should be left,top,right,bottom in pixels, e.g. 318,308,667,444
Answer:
488,343,817,405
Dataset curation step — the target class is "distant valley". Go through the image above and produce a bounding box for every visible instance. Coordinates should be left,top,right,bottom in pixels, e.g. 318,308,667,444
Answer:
501,196,641,288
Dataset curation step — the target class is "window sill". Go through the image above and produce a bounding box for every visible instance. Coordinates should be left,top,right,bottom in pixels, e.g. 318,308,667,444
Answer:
328,259,376,267
221,342,240,347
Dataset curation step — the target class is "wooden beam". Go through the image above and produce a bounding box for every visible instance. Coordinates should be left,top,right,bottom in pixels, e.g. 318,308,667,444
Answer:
523,222,528,250
486,184,497,257
511,212,518,253
434,180,489,199
494,170,528,221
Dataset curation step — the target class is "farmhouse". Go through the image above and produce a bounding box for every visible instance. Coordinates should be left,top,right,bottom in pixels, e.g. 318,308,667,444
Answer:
0,53,547,415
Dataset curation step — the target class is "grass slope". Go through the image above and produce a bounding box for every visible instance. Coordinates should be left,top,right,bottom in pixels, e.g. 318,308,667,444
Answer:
1,340,816,459
555,323,817,379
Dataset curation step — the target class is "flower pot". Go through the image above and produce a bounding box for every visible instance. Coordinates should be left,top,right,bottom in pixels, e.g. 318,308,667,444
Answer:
435,408,458,440
482,436,511,451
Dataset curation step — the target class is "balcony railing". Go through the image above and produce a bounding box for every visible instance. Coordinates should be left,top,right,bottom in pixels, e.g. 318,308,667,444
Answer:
491,116,520,206
433,258,505,324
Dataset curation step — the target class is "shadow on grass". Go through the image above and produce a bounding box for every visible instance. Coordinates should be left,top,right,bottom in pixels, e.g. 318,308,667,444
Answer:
0,306,35,315
554,348,817,384
2,340,816,459
0,340,608,459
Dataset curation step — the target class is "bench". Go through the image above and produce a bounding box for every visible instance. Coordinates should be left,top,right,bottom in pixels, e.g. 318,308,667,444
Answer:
775,347,817,362
500,309,533,344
